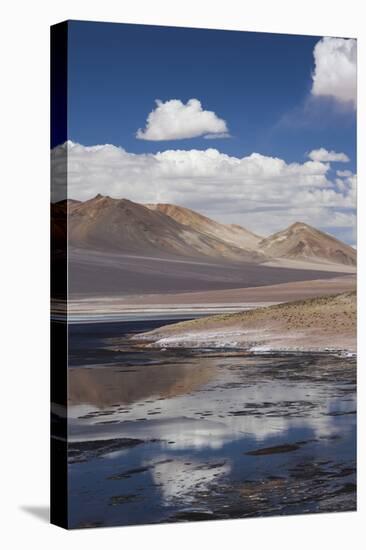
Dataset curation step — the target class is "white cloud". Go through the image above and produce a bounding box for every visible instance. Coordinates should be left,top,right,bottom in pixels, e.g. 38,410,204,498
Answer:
203,132,231,139
336,169,353,177
311,37,357,108
148,458,230,505
308,148,350,163
51,141,356,242
136,98,229,140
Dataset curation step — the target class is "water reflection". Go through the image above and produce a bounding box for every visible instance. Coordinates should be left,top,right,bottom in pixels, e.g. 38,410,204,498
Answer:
148,457,231,505
65,321,356,527
68,353,356,449
68,361,217,407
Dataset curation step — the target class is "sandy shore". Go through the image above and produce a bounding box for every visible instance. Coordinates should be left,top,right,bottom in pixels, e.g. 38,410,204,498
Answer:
52,274,356,321
133,291,357,353
114,274,355,306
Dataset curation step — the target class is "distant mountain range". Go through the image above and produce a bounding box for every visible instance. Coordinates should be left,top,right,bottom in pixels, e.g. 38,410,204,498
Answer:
65,195,264,262
259,222,356,266
52,195,356,267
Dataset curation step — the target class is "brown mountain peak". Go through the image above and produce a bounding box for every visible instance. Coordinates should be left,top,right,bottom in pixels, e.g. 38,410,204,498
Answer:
288,221,311,231
260,221,356,266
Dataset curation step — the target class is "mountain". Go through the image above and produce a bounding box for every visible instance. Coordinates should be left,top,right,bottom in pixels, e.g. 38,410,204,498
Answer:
68,195,263,262
259,222,356,266
146,203,261,250
61,195,355,268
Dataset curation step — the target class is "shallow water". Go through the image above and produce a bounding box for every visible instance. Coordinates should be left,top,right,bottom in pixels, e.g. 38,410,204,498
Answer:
65,319,356,528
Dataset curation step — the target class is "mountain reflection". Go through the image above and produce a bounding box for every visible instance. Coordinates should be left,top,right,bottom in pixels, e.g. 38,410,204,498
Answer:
67,353,356,451
68,362,217,407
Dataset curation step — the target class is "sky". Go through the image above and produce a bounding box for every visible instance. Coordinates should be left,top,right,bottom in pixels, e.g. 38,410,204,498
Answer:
52,20,357,244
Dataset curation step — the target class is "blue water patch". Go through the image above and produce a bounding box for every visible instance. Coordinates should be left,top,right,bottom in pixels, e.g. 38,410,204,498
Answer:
63,319,356,528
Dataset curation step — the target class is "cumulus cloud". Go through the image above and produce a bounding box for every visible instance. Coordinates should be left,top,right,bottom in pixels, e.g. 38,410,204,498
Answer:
308,148,350,163
51,141,356,243
336,169,353,178
136,98,229,140
311,37,357,108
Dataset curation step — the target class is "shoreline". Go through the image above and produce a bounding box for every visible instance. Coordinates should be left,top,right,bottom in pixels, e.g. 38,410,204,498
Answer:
133,337,357,356
131,291,356,354
52,273,356,321
53,303,278,324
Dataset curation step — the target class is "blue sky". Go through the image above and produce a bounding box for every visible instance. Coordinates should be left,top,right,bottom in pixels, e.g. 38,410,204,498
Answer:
67,21,355,169
54,20,356,243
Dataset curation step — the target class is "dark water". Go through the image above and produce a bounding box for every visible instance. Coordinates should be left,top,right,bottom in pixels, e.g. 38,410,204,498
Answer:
65,320,356,528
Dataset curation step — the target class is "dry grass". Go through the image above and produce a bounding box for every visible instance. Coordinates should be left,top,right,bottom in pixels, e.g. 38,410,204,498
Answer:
135,291,356,352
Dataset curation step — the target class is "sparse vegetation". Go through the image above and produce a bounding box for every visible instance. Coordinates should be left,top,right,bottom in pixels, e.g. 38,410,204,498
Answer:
134,291,356,352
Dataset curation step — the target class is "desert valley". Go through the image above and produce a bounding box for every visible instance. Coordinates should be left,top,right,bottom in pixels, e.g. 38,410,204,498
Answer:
52,194,356,351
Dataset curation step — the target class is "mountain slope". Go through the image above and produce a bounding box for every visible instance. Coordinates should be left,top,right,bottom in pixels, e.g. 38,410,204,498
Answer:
259,222,356,266
68,195,263,261
146,203,261,250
